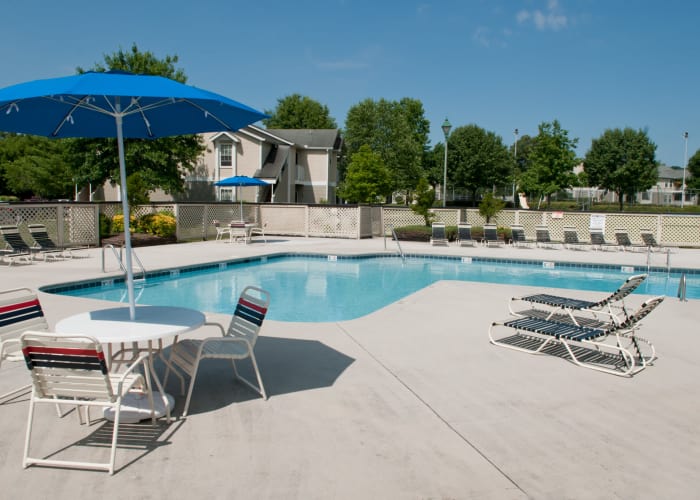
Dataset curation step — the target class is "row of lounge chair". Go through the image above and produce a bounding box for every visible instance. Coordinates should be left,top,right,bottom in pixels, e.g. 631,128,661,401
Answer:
489,273,663,376
430,222,666,252
0,224,87,265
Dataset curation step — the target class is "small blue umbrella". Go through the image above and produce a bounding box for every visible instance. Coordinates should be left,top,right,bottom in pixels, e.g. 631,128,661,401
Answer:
214,175,269,216
0,70,267,319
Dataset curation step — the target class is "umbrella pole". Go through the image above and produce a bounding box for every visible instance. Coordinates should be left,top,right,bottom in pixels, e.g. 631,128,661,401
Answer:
116,111,136,320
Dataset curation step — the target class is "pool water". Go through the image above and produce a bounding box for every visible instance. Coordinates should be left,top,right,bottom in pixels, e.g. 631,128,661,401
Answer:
51,255,697,322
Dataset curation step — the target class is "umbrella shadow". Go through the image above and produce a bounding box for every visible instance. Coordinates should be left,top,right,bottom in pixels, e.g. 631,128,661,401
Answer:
165,337,355,415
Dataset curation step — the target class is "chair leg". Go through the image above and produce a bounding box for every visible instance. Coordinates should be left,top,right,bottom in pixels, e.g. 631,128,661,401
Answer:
22,396,37,469
182,358,201,417
232,355,267,400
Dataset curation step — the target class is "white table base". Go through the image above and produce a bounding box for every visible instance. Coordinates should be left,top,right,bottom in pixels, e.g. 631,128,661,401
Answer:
103,391,175,424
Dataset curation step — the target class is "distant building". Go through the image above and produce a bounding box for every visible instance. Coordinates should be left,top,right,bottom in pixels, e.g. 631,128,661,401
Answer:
93,125,343,204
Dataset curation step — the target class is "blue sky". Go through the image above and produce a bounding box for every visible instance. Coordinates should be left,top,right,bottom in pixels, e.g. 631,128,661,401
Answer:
2,0,698,166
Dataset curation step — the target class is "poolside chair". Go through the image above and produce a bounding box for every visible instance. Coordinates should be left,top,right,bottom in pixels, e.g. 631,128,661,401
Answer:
614,229,647,253
430,222,449,246
509,225,535,248
483,224,504,247
640,230,659,249
563,227,590,251
166,286,270,417
249,221,267,243
20,331,154,474
26,223,88,258
535,225,561,249
212,220,232,241
489,295,664,377
0,225,61,261
456,223,475,247
509,273,648,326
589,229,620,251
0,287,51,402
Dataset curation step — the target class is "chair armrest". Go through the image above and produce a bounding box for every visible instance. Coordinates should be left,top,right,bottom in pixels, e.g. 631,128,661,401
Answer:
203,321,227,336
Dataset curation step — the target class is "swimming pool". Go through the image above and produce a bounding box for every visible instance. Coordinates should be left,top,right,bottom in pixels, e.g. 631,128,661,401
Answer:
44,254,697,322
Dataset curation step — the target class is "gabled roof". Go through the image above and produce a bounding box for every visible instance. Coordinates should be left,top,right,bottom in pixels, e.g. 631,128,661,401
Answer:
266,129,342,150
658,165,690,180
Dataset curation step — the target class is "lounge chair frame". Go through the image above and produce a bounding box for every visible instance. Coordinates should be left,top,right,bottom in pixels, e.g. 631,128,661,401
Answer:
489,296,663,377
509,225,535,248
456,223,475,247
535,225,562,249
430,222,449,246
0,225,62,261
563,227,590,250
509,273,647,326
589,229,620,251
27,223,89,258
483,224,505,247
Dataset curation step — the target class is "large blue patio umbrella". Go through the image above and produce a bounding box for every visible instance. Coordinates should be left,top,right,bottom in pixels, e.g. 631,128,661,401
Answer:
214,175,269,217
0,70,267,319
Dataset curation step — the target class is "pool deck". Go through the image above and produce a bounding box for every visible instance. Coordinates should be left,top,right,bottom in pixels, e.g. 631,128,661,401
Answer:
1,237,699,499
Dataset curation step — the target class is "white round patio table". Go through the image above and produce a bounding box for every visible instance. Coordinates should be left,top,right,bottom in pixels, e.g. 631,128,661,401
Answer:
55,305,205,422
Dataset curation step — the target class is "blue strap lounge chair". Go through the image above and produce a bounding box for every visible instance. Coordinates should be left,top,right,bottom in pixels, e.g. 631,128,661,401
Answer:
27,223,88,257
563,227,590,250
0,225,61,261
509,225,535,248
456,223,475,247
489,295,664,376
430,222,448,246
508,274,648,325
483,224,504,247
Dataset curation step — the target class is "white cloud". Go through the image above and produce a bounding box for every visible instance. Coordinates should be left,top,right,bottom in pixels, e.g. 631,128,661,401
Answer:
517,1,569,31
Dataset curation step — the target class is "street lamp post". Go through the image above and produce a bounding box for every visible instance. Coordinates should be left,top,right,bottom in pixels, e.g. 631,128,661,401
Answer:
441,118,452,208
682,131,688,208
512,128,519,204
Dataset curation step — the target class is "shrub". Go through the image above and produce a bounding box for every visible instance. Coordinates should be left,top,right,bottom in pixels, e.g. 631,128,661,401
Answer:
135,212,176,237
99,213,112,237
111,214,135,233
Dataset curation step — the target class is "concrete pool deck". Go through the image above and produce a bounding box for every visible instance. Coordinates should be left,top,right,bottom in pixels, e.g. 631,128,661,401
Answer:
1,236,698,499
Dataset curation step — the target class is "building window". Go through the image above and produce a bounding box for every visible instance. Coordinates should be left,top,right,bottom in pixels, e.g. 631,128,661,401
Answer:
219,188,233,201
219,143,232,167
642,191,650,201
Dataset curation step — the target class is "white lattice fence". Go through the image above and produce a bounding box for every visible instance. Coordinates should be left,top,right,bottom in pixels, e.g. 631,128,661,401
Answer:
261,205,307,236
308,206,359,238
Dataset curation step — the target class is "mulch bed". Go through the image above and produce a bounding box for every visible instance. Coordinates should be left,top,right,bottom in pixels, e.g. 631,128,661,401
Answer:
100,233,176,247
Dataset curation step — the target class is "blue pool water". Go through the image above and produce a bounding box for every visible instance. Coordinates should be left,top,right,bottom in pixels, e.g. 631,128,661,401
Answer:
48,255,698,322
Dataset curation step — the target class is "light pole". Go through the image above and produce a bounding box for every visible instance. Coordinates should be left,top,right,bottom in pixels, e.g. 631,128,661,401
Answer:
512,128,519,204
441,118,452,207
682,131,688,208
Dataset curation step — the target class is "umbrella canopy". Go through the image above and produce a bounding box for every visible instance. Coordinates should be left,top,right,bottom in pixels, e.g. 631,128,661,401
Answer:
214,175,269,218
0,71,267,320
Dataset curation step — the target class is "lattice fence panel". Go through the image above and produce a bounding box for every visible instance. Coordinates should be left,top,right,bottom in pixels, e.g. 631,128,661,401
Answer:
430,209,459,226
464,209,485,226
382,208,425,233
63,206,98,245
605,214,659,244
308,206,358,238
177,205,206,241
518,211,547,239
558,213,591,243
660,215,699,246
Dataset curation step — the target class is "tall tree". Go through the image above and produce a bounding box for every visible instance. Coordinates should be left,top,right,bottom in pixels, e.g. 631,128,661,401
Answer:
519,120,578,208
0,133,73,199
447,124,512,205
70,44,206,199
336,145,393,203
584,127,657,210
263,94,337,129
683,148,700,192
344,98,428,201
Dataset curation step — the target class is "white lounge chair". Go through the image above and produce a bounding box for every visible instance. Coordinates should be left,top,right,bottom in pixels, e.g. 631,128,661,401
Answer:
457,223,475,247
430,222,448,246
483,224,504,247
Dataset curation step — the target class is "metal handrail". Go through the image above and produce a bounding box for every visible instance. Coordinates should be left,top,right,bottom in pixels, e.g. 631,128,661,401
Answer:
101,244,146,281
391,228,405,262
678,273,687,302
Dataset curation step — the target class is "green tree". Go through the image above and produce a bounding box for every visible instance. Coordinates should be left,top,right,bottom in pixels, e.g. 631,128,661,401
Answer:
0,133,73,199
519,120,578,208
447,124,512,205
511,133,536,196
344,98,428,201
410,177,436,226
683,149,700,193
584,127,658,210
70,44,206,200
263,94,337,129
336,145,393,203
478,192,505,223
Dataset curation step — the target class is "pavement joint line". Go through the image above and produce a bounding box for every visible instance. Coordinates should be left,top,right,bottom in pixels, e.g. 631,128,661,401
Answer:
335,322,529,497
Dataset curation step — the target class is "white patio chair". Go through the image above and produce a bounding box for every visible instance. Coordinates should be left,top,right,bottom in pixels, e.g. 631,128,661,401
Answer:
0,287,50,402
20,331,155,474
212,220,232,241
166,286,270,416
249,221,267,243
